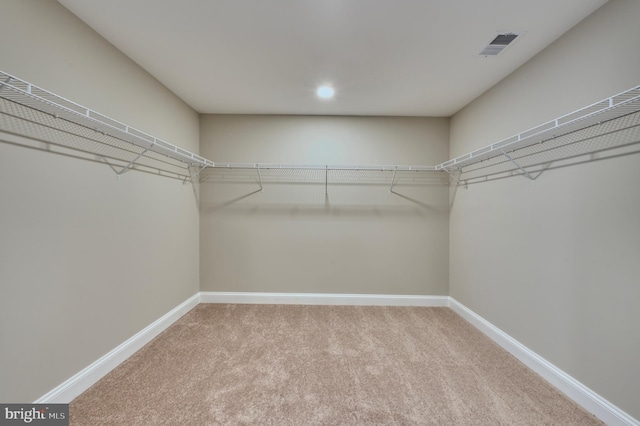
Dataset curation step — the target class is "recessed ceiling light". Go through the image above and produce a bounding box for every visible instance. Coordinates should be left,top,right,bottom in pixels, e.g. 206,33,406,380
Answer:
316,85,335,99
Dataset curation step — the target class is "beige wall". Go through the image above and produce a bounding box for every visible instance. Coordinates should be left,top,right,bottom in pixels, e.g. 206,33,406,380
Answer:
449,0,640,418
200,115,449,295
2,0,637,417
0,1,200,402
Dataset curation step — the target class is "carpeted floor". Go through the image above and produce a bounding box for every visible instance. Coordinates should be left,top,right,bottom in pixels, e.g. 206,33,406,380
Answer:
70,305,602,425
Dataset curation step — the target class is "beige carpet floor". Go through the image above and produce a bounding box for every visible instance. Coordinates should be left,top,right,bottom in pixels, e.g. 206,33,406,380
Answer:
70,305,602,425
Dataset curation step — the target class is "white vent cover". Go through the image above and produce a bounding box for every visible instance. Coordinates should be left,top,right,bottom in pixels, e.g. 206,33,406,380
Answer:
480,33,520,56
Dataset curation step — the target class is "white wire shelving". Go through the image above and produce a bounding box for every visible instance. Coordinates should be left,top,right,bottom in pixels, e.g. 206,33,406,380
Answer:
0,70,213,181
1,68,638,188
200,163,445,193
437,85,640,185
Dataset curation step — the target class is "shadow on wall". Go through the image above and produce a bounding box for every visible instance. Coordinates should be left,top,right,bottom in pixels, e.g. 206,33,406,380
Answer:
200,179,449,219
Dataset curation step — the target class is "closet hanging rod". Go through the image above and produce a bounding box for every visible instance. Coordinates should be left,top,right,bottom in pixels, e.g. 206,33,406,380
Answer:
3,68,637,182
0,69,214,169
211,163,438,172
437,85,640,171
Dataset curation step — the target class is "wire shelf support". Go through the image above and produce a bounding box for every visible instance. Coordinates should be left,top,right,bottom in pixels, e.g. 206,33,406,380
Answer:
0,70,214,175
2,69,637,190
437,85,640,177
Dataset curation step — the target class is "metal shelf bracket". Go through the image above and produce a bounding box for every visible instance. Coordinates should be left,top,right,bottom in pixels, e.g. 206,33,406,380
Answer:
499,148,536,183
115,143,154,177
0,76,11,93
444,167,464,188
325,165,328,195
185,163,209,185
256,164,263,191
389,166,398,193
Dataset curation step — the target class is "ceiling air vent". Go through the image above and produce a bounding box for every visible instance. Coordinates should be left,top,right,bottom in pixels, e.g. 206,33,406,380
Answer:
479,33,519,56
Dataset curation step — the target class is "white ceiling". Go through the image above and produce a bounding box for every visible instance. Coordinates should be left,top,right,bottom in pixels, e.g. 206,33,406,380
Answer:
58,0,607,117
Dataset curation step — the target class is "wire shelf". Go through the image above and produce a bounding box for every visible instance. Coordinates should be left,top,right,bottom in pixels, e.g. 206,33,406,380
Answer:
200,164,447,188
438,85,640,185
459,111,640,184
2,68,637,188
0,69,213,180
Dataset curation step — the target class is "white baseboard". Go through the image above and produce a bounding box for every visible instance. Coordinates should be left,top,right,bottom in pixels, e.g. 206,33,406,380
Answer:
34,293,200,404
449,298,639,426
32,291,639,426
33,292,443,404
199,291,450,307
